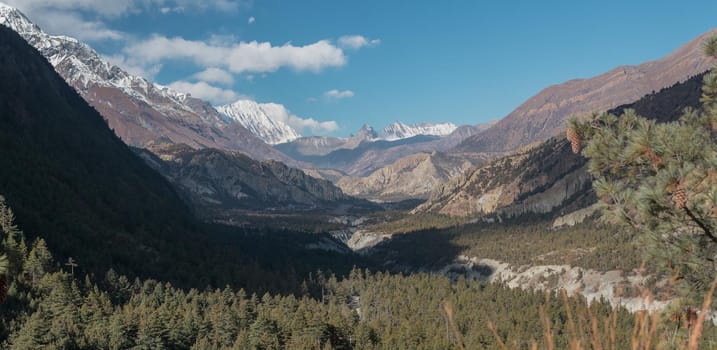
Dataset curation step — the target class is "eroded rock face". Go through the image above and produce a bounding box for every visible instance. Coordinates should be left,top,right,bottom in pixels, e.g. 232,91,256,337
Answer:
441,256,669,313
137,144,351,211
337,152,479,202
454,29,716,154
552,204,600,229
416,138,589,217
346,230,392,253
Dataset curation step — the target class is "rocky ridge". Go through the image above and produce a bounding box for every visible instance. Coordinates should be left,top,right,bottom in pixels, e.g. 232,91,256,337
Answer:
454,28,717,154
416,71,708,218
0,3,296,164
137,144,352,212
337,151,478,201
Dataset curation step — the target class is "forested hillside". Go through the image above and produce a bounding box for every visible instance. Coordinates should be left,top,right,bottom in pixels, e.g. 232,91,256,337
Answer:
0,25,359,293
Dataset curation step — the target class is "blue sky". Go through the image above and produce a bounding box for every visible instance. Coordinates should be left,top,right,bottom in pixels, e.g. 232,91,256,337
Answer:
7,0,717,136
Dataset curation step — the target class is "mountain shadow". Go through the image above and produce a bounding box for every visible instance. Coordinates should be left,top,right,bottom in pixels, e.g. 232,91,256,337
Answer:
0,25,363,293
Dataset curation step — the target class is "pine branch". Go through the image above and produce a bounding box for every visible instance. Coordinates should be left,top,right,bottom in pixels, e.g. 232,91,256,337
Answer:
684,206,717,244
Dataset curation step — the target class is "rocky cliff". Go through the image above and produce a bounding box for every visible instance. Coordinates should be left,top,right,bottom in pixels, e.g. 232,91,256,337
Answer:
137,144,353,212
337,152,480,202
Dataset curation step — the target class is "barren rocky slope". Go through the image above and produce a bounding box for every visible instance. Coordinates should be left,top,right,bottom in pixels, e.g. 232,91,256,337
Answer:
417,71,707,217
337,152,481,201
136,144,356,212
454,28,716,154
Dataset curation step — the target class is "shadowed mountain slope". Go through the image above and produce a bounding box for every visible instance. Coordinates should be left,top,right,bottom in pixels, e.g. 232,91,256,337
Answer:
418,72,708,217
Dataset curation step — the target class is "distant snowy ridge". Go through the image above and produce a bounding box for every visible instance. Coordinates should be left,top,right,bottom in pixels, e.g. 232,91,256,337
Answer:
216,100,301,145
379,121,457,141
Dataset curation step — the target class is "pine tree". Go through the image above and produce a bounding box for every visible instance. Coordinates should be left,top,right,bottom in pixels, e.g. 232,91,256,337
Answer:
0,195,26,304
23,239,53,288
568,35,717,300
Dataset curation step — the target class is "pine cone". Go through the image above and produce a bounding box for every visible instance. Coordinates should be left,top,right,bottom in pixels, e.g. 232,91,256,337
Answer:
566,127,580,154
641,148,662,166
673,186,687,209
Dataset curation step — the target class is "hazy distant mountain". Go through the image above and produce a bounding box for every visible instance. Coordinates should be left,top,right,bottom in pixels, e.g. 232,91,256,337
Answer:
277,121,492,176
216,100,301,145
453,28,717,154
0,3,295,164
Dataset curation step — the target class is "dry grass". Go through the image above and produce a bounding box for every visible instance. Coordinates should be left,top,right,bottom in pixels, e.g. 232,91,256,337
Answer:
478,274,717,350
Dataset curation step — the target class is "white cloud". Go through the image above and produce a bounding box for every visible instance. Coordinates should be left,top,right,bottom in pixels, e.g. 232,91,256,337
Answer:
259,103,338,135
160,7,183,14
248,16,255,24
104,54,163,79
323,89,354,100
5,0,242,17
338,35,380,50
5,0,134,18
125,35,347,74
193,68,234,85
168,81,244,105
4,6,126,42
4,0,243,41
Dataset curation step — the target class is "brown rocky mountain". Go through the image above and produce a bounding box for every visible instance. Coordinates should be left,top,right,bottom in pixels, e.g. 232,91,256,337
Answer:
337,152,481,202
136,144,358,213
416,71,708,217
453,28,716,154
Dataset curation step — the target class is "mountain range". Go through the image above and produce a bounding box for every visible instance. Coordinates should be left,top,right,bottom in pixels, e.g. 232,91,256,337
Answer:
337,29,716,202
0,2,479,183
453,29,716,154
1,2,714,215
0,23,360,291
417,72,708,218
0,3,300,164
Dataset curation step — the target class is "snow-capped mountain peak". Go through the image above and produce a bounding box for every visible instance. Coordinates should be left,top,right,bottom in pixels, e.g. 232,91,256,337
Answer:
0,3,224,124
0,3,40,35
216,100,301,145
379,121,457,141
0,3,304,163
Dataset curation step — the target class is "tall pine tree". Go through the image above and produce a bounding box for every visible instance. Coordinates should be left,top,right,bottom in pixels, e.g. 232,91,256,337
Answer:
568,35,717,300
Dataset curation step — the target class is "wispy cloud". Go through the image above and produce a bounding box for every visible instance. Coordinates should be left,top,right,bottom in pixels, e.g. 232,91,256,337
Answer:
4,0,245,42
168,81,246,105
6,0,244,17
248,16,255,24
323,89,354,100
103,54,162,79
38,10,125,41
192,67,234,86
258,103,339,135
338,35,380,50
